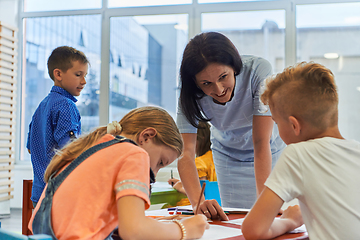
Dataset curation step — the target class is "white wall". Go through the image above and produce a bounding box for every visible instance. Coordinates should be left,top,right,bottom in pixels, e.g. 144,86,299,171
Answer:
0,0,18,26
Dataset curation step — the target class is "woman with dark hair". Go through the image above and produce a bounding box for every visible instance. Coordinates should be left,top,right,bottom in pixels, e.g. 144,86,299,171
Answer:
177,32,285,219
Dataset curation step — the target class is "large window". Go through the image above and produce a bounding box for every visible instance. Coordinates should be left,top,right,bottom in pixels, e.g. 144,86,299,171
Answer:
199,0,278,3
23,0,101,12
296,2,360,141
109,14,188,121
20,15,101,161
202,10,285,73
108,0,191,8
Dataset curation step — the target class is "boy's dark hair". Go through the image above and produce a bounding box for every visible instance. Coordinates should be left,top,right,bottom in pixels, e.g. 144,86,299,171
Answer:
261,61,338,131
196,121,211,157
179,32,242,128
47,46,89,81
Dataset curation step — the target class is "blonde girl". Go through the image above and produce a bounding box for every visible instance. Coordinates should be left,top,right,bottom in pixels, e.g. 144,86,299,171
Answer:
29,106,209,240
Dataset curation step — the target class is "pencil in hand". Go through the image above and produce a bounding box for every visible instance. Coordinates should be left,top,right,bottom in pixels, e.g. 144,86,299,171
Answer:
195,182,206,215
171,169,174,186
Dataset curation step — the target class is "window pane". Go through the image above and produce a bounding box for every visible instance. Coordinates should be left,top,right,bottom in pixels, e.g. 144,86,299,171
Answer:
108,0,191,8
202,10,285,73
199,0,276,3
24,0,101,12
296,2,360,141
109,14,188,121
21,15,101,161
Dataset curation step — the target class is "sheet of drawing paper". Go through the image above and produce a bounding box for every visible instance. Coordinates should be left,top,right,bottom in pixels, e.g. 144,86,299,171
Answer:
199,224,242,240
224,217,307,234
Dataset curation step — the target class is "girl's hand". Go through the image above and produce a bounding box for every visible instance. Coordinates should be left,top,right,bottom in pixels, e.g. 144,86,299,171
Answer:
168,178,186,194
280,205,303,230
168,178,180,186
195,199,229,221
181,214,209,239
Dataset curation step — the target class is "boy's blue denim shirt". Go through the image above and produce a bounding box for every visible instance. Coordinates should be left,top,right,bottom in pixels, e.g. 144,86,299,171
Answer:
27,86,81,203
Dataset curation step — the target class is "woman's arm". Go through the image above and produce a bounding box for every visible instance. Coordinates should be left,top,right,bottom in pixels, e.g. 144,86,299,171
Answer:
242,187,303,239
252,115,274,196
117,195,209,240
178,133,201,205
178,133,228,220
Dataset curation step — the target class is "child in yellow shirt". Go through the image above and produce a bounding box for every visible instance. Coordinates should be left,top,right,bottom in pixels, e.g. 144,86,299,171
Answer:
168,121,217,205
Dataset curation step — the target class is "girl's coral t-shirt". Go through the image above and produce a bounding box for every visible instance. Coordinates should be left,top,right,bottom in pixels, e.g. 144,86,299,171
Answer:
29,134,151,240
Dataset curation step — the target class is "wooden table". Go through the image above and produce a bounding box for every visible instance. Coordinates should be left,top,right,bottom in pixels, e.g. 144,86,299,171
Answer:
145,208,309,240
210,213,309,240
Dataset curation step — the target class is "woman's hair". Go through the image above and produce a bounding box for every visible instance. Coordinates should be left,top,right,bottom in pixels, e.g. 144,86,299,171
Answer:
261,61,338,131
179,31,242,127
44,106,183,182
196,121,211,157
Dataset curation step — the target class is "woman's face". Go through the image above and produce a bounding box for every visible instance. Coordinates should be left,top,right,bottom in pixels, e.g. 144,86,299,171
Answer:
195,63,236,104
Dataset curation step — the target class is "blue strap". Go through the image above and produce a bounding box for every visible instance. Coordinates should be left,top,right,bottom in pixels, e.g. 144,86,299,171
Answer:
46,136,136,196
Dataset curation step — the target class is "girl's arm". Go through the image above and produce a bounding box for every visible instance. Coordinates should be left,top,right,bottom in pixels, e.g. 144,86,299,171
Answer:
117,195,209,240
242,187,303,239
252,115,274,196
178,133,227,220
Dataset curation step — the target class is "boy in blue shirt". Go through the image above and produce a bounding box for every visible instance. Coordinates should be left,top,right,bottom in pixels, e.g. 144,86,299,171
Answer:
27,46,89,206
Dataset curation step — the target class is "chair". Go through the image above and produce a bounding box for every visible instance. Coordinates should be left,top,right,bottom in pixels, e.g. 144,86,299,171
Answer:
0,228,52,240
22,180,34,235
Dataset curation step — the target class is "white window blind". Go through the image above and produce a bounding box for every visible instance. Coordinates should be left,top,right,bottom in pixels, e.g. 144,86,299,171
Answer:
0,21,17,202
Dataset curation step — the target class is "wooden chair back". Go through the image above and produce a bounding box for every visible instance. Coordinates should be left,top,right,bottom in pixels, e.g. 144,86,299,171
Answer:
22,180,34,235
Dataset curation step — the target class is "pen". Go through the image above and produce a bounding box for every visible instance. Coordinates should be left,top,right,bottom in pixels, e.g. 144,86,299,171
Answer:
168,208,193,212
195,182,206,215
171,169,174,186
180,212,194,215
173,207,178,215
168,211,194,215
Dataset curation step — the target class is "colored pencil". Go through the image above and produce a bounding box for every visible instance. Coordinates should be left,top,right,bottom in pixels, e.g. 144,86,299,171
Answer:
171,169,174,186
195,182,206,215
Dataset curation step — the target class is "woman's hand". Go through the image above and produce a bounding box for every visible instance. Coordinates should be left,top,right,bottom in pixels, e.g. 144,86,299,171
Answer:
181,214,209,239
280,205,303,230
194,199,229,221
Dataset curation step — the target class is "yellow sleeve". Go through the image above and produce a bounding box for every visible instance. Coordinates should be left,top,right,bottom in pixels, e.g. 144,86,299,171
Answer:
195,151,217,181
195,155,208,179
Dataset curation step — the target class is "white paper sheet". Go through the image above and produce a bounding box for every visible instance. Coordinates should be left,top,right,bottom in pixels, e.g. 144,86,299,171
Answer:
223,217,307,234
222,207,250,213
223,217,245,225
288,224,307,234
199,224,242,240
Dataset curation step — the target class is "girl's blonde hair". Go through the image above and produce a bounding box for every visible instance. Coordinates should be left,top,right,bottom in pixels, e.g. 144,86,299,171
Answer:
44,106,183,182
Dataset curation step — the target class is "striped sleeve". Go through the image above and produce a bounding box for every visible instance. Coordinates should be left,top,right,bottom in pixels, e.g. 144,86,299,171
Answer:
114,150,151,209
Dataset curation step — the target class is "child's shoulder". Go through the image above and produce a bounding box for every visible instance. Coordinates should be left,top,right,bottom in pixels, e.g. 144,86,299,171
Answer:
286,137,360,153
